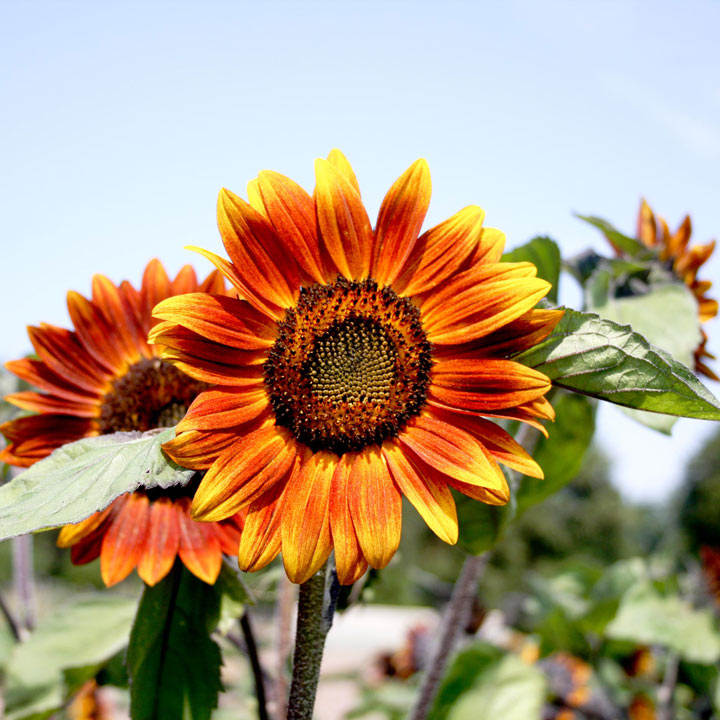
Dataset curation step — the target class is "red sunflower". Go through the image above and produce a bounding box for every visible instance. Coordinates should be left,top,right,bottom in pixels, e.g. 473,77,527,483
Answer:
636,199,718,380
1,259,243,586
150,150,562,585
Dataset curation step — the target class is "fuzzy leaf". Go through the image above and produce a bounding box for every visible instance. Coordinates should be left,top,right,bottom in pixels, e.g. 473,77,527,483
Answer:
4,594,137,720
516,308,720,420
503,236,561,303
127,563,223,720
589,282,702,433
0,428,194,541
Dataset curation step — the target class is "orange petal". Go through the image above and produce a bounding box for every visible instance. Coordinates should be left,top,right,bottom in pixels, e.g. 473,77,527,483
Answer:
438,308,563,358
66,291,128,373
137,497,181,586
5,357,98,403
217,188,300,311
215,517,243,555
27,325,110,393
100,493,150,587
0,414,94,467
57,503,115,547
192,425,297,520
281,450,334,584
256,171,328,284
372,159,431,287
171,265,199,295
198,269,227,295
91,274,146,362
141,258,173,320
327,149,361,196
347,447,402,569
162,428,241,471
429,357,551,411
176,498,223,584
420,263,551,344
238,485,285,572
177,386,268,431
636,199,658,247
383,441,458,544
392,206,486,296
429,406,543,478
5,390,99,418
397,414,508,501
151,293,276,350
329,455,369,585
314,158,374,280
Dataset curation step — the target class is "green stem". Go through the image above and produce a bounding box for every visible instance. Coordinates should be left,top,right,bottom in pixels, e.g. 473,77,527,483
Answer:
286,562,336,720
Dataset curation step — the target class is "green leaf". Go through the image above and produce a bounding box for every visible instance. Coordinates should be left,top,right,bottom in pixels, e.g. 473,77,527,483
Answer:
515,392,596,513
439,650,546,720
429,642,503,720
0,428,194,541
606,582,720,664
456,485,516,555
4,594,137,720
589,282,702,433
127,563,223,720
503,236,561,303
576,213,647,256
515,308,720,420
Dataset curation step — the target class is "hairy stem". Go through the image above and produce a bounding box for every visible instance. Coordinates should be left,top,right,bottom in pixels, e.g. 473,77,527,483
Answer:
240,611,270,720
407,553,489,720
286,562,337,720
275,575,296,719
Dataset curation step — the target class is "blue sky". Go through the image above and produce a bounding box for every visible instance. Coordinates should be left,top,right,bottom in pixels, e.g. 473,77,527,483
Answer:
1,1,719,501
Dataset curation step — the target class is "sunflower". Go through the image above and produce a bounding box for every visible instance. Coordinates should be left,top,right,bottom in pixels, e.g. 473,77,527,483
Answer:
150,150,561,585
1,259,243,586
636,199,718,380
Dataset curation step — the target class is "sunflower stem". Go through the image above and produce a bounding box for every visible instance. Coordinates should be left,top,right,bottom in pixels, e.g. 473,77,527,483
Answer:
286,561,337,720
407,552,489,720
274,575,296,720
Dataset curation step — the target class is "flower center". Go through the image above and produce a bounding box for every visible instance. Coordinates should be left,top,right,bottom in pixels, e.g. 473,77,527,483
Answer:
99,358,207,433
264,278,432,454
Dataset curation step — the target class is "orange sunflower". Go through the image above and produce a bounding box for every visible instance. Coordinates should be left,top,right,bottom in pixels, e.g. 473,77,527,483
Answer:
636,199,718,380
1,259,243,586
150,150,562,585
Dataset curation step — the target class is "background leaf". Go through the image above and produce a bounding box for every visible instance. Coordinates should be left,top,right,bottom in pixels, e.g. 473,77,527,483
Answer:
516,392,596,513
126,562,223,720
430,644,546,720
0,428,194,541
4,593,137,720
516,308,720,420
606,582,720,664
575,214,647,256
456,485,516,556
503,236,561,303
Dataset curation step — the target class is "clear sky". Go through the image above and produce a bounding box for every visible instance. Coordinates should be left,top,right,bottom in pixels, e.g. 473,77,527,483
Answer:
1,0,718,501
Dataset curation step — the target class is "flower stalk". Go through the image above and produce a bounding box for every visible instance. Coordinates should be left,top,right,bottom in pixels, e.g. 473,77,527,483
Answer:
286,562,337,720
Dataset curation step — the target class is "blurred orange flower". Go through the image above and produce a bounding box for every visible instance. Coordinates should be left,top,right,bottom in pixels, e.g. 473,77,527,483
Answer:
1,259,242,586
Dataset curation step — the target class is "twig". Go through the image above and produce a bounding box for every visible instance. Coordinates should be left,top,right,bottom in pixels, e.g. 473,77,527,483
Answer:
286,562,337,720
407,553,489,720
12,534,36,632
240,611,271,720
0,590,21,641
